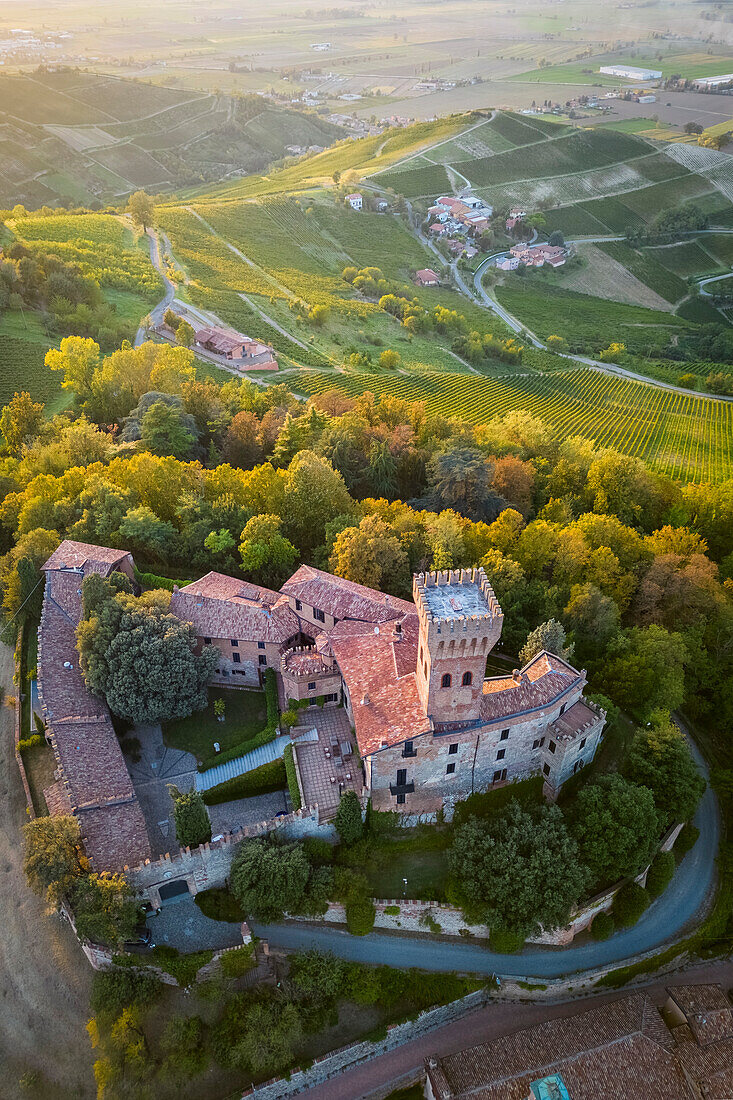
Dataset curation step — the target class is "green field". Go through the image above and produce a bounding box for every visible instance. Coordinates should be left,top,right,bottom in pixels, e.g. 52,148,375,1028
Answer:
0,311,63,410
597,242,688,304
293,366,733,483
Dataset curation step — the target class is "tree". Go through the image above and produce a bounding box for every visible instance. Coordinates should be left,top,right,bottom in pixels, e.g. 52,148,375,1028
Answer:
168,785,211,848
449,802,588,935
76,576,218,725
71,872,140,947
239,513,299,587
567,775,659,887
646,850,675,898
491,455,535,516
519,618,574,665
175,320,195,348
564,583,620,654
334,790,364,845
427,447,503,522
684,121,703,135
223,410,264,468
119,505,178,564
586,451,654,525
548,230,565,247
230,839,312,921
379,349,401,370
329,514,410,596
0,391,45,455
283,450,355,556
127,190,154,231
44,335,100,401
625,716,705,827
23,815,87,903
597,626,688,721
139,400,196,459
612,881,650,927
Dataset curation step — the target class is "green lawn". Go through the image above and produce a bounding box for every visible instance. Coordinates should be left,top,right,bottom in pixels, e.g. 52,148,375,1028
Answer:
361,832,452,901
163,687,267,767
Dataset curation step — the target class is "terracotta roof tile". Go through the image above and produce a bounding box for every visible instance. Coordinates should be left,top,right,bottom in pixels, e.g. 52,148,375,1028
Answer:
668,985,733,1046
328,613,430,755
282,566,414,624
480,651,581,723
42,540,132,575
172,571,300,643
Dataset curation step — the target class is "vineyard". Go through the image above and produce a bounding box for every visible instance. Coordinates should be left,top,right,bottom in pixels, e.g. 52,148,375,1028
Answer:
293,367,733,483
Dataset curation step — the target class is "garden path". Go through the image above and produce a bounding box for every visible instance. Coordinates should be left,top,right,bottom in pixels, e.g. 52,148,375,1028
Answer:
124,723,197,858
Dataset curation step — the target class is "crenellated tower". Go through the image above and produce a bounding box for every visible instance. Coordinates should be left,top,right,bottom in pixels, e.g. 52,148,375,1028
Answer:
413,567,503,728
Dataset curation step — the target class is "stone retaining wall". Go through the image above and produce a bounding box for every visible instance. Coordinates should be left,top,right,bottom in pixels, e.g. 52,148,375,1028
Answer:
128,805,336,906
240,988,489,1100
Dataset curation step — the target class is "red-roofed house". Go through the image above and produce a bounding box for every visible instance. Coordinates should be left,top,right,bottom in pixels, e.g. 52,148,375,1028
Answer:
415,268,440,287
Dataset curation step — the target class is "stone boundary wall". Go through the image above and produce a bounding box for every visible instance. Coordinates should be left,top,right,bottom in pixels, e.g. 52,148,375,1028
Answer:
240,989,490,1100
127,805,336,905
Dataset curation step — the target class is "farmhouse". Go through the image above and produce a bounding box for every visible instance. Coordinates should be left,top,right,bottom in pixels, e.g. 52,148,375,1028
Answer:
346,192,363,211
38,544,604,864
425,987,733,1100
195,326,278,370
509,243,567,269
415,268,440,286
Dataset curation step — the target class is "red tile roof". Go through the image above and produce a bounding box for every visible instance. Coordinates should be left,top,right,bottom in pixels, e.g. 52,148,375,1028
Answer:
328,613,430,755
39,551,151,870
282,565,414,624
196,327,245,356
480,651,582,723
668,986,733,1046
172,572,300,643
43,540,132,576
427,994,693,1100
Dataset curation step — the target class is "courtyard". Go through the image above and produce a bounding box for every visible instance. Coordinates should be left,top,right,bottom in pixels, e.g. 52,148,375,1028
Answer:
292,707,363,820
162,687,267,767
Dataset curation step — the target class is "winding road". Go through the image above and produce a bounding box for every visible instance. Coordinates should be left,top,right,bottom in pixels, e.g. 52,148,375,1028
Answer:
253,724,717,982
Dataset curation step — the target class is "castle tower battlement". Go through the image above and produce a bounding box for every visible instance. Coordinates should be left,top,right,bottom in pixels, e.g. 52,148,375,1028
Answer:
413,567,503,724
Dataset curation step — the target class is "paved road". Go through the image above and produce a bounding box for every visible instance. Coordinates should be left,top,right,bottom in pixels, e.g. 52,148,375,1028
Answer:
134,227,175,346
254,722,717,982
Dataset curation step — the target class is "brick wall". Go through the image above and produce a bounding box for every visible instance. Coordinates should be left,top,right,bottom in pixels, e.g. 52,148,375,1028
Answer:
205,636,279,688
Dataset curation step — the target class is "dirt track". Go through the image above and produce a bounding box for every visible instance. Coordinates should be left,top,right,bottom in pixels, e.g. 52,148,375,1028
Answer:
0,642,94,1100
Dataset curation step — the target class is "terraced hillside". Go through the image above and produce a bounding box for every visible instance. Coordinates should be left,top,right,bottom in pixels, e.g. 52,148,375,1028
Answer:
0,69,341,208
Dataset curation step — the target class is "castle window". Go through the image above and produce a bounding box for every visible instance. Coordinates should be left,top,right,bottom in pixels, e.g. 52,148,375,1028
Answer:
580,738,587,749
573,759,585,774
204,637,212,645
308,681,316,690
538,737,545,748
543,763,551,777
549,740,556,754
532,738,540,750
231,639,238,647
232,653,241,664
496,748,505,760
403,740,417,758
446,762,456,775
493,768,507,783
441,673,452,688
258,655,267,666
295,599,302,611
419,646,423,663
560,703,566,715
500,729,509,741
314,608,325,623
424,662,428,678
258,641,265,650
397,768,407,786
397,793,405,805
462,671,472,686
449,743,458,755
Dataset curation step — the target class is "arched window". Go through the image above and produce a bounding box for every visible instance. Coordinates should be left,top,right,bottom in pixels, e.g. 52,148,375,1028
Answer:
462,671,472,686
441,673,452,688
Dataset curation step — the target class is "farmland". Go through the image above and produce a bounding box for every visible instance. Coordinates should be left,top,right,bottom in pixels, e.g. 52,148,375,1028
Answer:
293,366,732,483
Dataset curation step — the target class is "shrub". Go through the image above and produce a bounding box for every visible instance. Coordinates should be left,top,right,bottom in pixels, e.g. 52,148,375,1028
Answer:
150,946,213,986
90,968,162,1019
489,927,525,953
168,785,211,847
301,837,334,865
675,822,700,858
591,911,615,941
334,789,364,845
281,708,298,728
202,758,286,805
613,882,651,928
346,894,376,935
383,905,400,915
18,734,44,752
452,776,544,827
194,887,246,923
219,945,256,979
283,743,301,811
646,851,675,898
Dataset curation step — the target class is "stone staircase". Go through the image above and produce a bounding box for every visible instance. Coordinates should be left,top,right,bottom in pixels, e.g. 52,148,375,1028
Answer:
195,733,292,793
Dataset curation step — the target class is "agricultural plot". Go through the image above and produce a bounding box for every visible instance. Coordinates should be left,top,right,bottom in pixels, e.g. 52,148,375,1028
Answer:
596,242,688,304
294,367,732,483
561,244,675,312
371,162,452,199
0,311,61,409
496,282,692,356
646,241,721,278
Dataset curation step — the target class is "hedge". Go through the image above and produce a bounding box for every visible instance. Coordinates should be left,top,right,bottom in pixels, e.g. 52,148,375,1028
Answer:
133,567,190,591
284,743,302,810
612,882,651,928
591,911,614,941
149,946,213,986
646,851,675,898
453,775,544,827
197,667,281,774
488,927,525,953
202,758,287,805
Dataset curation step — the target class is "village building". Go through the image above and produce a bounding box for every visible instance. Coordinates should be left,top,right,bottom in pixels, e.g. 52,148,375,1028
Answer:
346,192,363,211
193,326,278,370
425,986,733,1100
37,545,605,867
415,268,440,287
508,242,567,269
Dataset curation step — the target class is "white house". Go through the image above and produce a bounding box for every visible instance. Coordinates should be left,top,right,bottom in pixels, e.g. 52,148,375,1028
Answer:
346,193,363,211
496,255,520,271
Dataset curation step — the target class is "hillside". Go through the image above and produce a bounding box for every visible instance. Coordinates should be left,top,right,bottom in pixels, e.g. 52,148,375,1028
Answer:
0,68,342,208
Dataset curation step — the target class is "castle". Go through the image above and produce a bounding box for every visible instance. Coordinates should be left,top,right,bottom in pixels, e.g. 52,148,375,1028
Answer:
38,542,605,867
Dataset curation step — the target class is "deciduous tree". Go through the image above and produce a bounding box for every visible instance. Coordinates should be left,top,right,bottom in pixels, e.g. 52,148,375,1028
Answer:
568,775,659,887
